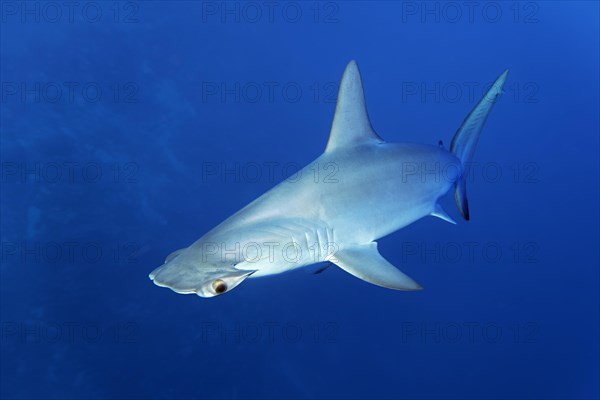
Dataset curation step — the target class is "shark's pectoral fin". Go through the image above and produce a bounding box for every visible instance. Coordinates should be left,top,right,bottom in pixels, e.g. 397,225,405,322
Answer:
330,243,422,291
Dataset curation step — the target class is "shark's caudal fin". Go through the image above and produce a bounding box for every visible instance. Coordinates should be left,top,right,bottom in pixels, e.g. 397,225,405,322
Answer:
325,61,384,153
450,70,509,220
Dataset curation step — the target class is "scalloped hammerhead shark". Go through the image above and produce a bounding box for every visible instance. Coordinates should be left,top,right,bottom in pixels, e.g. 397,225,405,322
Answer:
150,61,508,297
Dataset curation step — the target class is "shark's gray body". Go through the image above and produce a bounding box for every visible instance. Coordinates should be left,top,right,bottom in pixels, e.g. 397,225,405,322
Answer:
150,61,508,297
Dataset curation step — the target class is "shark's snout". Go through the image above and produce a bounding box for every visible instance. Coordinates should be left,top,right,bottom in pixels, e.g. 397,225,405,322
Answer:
149,260,255,298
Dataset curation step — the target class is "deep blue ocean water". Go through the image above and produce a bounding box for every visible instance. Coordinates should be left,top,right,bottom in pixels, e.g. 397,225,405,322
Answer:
1,1,599,399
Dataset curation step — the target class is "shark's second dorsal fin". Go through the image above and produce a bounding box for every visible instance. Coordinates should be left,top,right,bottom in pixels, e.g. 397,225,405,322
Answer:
325,61,383,153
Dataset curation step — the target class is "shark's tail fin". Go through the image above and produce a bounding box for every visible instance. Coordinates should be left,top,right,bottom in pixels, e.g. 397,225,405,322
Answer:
450,70,509,220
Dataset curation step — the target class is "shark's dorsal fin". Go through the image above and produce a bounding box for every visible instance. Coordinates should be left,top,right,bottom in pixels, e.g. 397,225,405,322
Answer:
325,61,383,153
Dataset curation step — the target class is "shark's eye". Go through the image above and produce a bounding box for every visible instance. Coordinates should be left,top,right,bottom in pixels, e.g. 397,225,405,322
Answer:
212,279,227,294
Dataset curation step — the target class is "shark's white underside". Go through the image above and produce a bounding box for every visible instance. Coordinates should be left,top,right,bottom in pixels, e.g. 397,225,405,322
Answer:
149,61,508,297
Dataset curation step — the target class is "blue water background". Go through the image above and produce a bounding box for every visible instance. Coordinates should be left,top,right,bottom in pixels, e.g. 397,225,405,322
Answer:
1,1,599,399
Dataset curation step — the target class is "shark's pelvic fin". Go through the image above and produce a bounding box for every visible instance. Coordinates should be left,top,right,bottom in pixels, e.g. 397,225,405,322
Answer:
330,242,422,291
325,61,383,153
430,203,456,224
450,69,509,220
308,262,333,275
